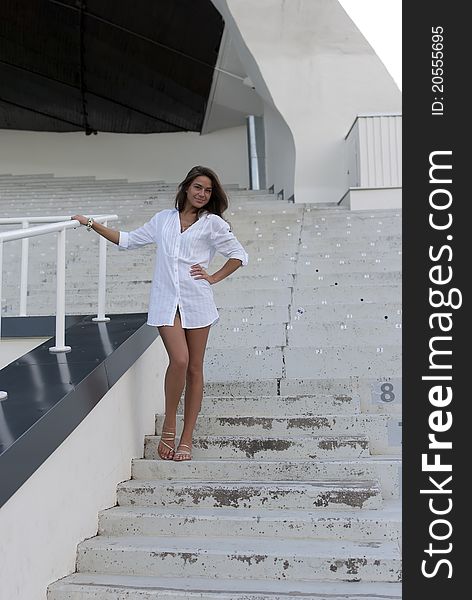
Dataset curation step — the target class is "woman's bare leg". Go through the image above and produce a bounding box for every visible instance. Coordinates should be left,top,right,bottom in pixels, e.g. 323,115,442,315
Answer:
157,309,189,459
174,324,211,460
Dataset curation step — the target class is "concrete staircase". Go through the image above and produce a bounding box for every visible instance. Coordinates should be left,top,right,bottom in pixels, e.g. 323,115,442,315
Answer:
1,175,402,598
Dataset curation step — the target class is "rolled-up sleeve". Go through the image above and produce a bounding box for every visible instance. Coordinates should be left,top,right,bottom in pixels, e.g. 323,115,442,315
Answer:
119,213,159,250
210,215,248,266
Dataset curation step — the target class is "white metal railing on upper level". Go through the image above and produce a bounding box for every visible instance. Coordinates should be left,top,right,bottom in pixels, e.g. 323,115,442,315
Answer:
0,215,118,354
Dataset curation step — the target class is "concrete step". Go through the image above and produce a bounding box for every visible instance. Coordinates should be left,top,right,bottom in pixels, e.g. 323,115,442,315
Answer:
298,236,401,249
240,247,401,261
294,259,401,275
209,288,293,308
211,273,294,289
48,573,402,599
286,320,401,346
289,302,402,322
302,221,401,230
117,478,382,511
204,348,284,380
302,218,401,227
277,375,400,400
283,345,401,379
131,457,401,499
182,394,361,416
156,414,401,455
294,271,401,288
75,535,400,582
221,271,401,288
292,284,401,305
238,234,400,246
215,305,290,325
298,247,402,259
98,501,401,541
207,323,286,348
301,231,401,241
237,212,399,224
201,377,342,396
160,414,377,436
144,434,370,460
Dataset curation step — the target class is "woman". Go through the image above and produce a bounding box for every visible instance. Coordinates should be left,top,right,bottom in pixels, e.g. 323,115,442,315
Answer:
71,166,248,461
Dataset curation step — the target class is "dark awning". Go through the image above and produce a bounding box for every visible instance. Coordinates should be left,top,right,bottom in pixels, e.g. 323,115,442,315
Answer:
0,0,224,133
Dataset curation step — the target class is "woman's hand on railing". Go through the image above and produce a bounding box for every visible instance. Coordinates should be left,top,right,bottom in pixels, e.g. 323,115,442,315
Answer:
71,215,88,226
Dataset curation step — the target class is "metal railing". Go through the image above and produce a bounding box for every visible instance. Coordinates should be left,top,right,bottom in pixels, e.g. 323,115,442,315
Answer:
0,215,118,353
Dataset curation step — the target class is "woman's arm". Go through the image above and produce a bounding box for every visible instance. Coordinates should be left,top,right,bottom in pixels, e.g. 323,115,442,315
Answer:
71,215,120,245
190,258,242,285
210,258,242,284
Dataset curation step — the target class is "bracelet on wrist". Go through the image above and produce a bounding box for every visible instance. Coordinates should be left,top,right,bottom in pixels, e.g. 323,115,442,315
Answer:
86,217,94,231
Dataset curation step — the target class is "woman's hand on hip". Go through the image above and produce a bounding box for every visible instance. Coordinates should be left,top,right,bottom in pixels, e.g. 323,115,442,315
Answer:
190,264,215,285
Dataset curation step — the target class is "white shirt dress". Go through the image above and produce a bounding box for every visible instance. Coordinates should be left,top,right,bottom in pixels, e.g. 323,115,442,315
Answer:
118,208,249,328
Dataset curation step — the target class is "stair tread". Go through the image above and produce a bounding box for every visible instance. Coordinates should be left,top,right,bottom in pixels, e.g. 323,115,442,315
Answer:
146,434,370,440
79,534,400,557
49,572,402,597
101,500,402,520
134,456,402,464
121,479,380,488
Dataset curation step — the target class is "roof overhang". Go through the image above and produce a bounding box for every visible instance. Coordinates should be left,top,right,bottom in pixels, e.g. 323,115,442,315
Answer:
0,0,225,134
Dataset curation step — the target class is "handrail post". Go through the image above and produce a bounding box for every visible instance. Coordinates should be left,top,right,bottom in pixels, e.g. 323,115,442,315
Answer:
19,220,29,316
92,219,110,323
0,240,7,400
49,228,71,353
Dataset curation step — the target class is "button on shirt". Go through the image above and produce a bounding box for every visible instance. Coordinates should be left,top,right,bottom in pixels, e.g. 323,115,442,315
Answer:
118,208,249,328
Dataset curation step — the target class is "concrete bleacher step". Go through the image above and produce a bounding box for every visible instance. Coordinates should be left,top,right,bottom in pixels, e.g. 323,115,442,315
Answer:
292,284,401,305
184,394,361,415
117,479,382,511
286,320,401,346
131,457,401,499
98,501,401,540
205,321,401,349
283,345,400,379
291,304,402,323
144,434,370,460
48,573,402,600
156,414,399,455
182,344,400,381
74,535,400,582
293,271,402,286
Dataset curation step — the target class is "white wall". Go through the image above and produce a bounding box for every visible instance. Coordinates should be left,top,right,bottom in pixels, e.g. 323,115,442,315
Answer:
0,126,249,187
263,103,295,199
0,336,167,600
213,0,401,204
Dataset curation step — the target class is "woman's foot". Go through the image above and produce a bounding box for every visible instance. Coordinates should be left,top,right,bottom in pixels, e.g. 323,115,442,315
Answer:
173,441,192,461
158,428,176,460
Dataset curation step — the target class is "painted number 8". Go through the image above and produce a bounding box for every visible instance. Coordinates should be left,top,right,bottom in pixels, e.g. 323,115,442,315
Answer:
380,382,395,403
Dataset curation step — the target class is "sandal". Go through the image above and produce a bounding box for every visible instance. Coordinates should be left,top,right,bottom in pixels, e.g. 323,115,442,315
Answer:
173,442,192,461
157,429,176,460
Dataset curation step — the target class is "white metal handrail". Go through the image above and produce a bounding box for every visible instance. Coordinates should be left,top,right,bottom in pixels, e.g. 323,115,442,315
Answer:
0,215,118,353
